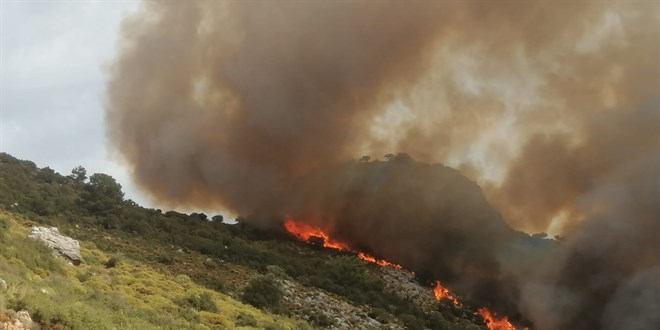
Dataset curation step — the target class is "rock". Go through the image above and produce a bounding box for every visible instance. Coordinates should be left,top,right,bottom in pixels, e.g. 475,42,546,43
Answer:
0,310,32,330
15,311,32,329
0,319,24,330
0,277,6,290
28,227,82,266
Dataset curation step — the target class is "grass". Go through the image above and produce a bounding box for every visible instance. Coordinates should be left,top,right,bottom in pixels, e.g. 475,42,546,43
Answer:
0,211,310,329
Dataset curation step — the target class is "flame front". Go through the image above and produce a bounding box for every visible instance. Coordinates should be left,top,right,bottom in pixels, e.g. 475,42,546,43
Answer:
284,219,523,330
357,252,402,269
284,218,350,250
433,281,461,306
478,308,523,330
284,218,402,268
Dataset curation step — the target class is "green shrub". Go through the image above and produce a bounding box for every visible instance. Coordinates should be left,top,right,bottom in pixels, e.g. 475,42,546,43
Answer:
399,313,425,330
263,322,288,330
174,293,218,313
234,312,257,327
308,312,334,327
76,271,93,283
241,275,283,310
368,307,392,324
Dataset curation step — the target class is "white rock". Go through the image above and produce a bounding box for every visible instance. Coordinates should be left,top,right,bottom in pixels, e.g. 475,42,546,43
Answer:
28,227,82,265
16,310,32,329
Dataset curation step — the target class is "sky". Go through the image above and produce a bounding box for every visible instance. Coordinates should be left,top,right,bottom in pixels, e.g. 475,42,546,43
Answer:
0,1,147,204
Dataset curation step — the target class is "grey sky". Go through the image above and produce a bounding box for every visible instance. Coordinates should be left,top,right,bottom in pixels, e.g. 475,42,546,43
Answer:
0,1,144,203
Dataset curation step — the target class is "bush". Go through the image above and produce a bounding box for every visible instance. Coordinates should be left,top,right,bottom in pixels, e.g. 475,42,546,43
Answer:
174,293,218,313
308,312,334,327
157,254,174,265
399,313,425,330
234,312,257,327
263,322,288,330
105,257,119,269
241,275,283,309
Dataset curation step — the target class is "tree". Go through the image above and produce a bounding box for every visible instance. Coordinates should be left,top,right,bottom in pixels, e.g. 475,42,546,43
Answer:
81,173,124,215
69,166,87,184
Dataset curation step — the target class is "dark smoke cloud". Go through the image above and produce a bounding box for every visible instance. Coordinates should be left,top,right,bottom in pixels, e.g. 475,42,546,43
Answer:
106,1,660,329
285,155,525,313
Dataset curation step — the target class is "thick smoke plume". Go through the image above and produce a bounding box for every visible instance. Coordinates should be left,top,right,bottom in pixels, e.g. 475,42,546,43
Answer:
107,1,659,329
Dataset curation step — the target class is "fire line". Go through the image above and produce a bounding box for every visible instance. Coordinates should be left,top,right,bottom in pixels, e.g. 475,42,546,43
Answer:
283,218,525,330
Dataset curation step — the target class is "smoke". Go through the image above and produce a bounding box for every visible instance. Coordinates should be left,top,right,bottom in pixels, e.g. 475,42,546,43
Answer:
106,1,660,329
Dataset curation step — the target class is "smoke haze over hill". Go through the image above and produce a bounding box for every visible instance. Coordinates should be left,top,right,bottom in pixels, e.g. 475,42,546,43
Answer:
106,1,660,329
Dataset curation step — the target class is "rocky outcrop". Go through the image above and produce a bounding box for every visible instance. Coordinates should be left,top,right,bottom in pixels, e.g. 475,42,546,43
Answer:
0,310,33,330
28,227,82,266
14,311,32,330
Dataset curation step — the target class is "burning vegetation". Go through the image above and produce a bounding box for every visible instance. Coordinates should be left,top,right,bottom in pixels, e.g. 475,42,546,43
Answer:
284,218,402,269
433,281,460,307
284,218,527,329
477,308,520,330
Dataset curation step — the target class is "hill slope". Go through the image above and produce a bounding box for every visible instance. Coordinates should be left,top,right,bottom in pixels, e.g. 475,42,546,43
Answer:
0,152,488,329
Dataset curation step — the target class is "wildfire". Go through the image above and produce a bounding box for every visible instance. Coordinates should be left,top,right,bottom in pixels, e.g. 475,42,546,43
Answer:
357,252,402,269
283,218,350,250
284,218,401,268
284,218,524,330
478,308,523,330
432,283,526,330
433,281,461,306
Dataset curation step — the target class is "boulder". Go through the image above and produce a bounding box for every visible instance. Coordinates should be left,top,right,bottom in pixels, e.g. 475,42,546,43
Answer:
28,227,82,266
15,311,32,329
0,318,24,330
0,310,32,330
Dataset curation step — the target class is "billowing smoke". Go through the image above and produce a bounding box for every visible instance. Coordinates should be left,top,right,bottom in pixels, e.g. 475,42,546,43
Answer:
106,1,659,329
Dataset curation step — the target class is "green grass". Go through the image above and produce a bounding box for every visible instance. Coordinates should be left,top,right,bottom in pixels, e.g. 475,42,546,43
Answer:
0,211,310,329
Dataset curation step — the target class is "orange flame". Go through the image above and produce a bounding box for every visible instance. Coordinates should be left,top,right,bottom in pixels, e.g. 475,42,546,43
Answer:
433,281,461,306
357,252,402,269
478,308,524,330
284,218,401,268
284,218,350,250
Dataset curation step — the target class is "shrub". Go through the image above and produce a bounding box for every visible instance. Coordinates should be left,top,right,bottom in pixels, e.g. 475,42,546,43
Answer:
156,254,174,265
368,307,392,324
105,257,119,269
308,312,334,327
76,271,93,283
263,322,288,330
241,275,283,310
174,293,218,313
234,312,257,327
399,313,425,330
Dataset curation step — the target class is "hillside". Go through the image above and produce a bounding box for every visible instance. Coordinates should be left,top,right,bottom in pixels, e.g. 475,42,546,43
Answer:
0,152,489,329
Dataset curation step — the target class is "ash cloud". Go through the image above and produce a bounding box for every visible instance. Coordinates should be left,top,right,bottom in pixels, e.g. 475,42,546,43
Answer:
106,1,660,329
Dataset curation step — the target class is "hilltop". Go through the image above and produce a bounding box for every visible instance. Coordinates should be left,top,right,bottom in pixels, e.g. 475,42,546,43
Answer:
0,152,490,329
